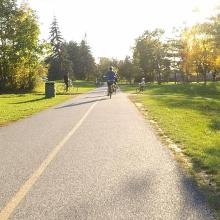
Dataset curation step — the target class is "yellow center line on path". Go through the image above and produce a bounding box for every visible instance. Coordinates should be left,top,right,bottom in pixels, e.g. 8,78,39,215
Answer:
0,102,98,220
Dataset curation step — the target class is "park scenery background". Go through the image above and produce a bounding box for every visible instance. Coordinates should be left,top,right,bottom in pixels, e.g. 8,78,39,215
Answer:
0,0,220,217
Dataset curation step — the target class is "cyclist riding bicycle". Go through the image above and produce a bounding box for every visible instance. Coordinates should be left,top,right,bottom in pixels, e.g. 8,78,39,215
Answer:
139,77,145,92
106,67,116,95
63,74,69,91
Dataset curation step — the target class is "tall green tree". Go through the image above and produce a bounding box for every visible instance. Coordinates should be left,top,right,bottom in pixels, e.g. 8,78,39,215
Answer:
166,32,182,83
65,41,80,79
77,39,96,80
0,0,17,89
133,29,167,83
179,24,215,84
47,16,64,80
0,1,46,91
97,57,121,80
210,14,220,49
97,57,111,79
118,56,138,84
65,40,97,80
207,14,220,81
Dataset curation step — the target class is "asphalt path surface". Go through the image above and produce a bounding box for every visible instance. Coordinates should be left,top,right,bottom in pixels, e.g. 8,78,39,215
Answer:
0,87,216,220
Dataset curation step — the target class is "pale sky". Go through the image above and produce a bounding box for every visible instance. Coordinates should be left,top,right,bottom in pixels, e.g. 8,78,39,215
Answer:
23,0,220,60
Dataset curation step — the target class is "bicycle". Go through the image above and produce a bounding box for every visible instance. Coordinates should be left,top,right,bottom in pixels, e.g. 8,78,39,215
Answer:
136,84,145,94
56,79,78,95
112,83,117,94
56,81,68,94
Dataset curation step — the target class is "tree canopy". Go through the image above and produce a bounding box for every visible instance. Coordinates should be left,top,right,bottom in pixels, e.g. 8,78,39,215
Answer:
118,13,220,84
0,1,46,91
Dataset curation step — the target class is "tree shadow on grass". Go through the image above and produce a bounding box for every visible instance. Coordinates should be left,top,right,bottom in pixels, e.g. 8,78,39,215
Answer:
10,97,46,104
145,82,220,99
187,140,220,177
209,119,220,131
0,94,26,98
204,142,220,173
147,95,220,116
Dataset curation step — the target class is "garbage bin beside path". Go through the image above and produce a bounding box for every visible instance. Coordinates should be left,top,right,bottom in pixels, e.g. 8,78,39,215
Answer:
45,81,55,98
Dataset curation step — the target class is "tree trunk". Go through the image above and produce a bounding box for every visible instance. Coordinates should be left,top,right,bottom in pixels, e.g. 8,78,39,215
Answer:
157,72,161,85
196,72,199,83
174,72,177,84
212,71,216,82
203,72,207,85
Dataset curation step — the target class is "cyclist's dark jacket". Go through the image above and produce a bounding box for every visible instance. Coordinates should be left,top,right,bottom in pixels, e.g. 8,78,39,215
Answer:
106,70,116,82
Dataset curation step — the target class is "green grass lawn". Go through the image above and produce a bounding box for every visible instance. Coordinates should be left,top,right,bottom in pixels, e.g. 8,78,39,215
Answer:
0,81,96,126
121,82,220,217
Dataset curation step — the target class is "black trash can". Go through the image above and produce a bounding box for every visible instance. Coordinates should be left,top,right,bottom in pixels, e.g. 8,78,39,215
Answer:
45,81,55,98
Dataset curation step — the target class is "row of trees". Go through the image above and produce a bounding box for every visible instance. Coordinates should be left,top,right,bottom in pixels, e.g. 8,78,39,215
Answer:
2,0,220,91
0,1,97,92
117,14,220,84
47,17,96,81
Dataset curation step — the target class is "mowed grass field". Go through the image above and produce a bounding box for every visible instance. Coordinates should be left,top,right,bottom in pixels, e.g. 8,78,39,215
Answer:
0,81,96,126
121,82,220,216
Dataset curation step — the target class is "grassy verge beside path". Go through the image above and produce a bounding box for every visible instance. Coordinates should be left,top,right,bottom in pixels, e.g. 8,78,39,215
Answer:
121,82,220,218
0,81,96,126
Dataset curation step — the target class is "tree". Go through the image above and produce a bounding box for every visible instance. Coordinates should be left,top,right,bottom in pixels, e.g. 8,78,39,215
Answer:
178,28,194,83
0,1,46,91
210,14,220,50
207,14,220,81
65,41,80,79
188,24,214,84
118,56,138,84
0,0,17,89
77,39,96,80
96,57,121,82
47,16,64,80
133,29,168,83
97,57,112,79
166,29,182,83
60,42,73,79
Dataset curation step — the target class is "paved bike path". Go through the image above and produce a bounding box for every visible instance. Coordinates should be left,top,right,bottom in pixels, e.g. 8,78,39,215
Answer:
0,87,216,219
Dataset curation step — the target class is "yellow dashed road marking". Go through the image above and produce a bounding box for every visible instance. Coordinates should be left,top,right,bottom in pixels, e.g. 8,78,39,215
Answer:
0,102,97,220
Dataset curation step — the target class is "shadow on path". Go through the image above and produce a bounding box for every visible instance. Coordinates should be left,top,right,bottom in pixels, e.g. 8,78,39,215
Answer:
89,90,106,94
83,95,106,99
57,172,153,219
56,169,216,220
55,98,107,109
